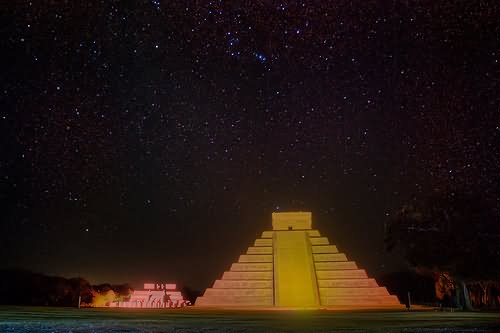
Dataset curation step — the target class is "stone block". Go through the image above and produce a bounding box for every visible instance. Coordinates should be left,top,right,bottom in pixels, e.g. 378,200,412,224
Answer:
196,295,273,306
239,254,273,262
320,295,400,306
261,231,274,238
316,269,368,279
311,245,339,254
309,237,330,245
254,238,273,247
230,262,273,271
318,287,389,297
307,230,321,237
315,261,358,270
246,246,272,254
222,271,273,280
204,288,273,297
317,278,379,288
213,280,273,289
313,253,347,262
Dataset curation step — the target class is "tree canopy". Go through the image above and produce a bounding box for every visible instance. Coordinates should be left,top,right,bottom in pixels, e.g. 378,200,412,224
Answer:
385,191,500,283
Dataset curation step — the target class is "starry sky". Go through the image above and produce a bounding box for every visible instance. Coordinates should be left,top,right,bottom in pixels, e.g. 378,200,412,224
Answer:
1,1,498,290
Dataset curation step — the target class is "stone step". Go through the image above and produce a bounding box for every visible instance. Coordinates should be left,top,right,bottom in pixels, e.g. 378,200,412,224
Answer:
313,253,347,262
320,295,400,306
213,280,273,289
309,237,330,245
307,230,321,237
239,254,273,263
318,287,390,297
196,296,273,306
317,278,380,288
311,245,339,254
261,231,274,238
316,269,368,279
222,271,273,280
204,288,273,297
315,261,358,270
230,262,273,271
246,246,272,255
254,238,273,247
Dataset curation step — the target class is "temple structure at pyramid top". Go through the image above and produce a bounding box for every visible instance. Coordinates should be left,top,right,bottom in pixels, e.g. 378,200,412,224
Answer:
196,211,401,309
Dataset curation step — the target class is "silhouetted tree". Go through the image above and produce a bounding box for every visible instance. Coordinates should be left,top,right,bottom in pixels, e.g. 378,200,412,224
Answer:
378,270,436,305
385,191,500,310
180,285,201,304
0,269,112,307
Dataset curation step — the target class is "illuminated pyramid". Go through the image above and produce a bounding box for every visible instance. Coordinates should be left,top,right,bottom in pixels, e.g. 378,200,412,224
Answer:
196,212,401,309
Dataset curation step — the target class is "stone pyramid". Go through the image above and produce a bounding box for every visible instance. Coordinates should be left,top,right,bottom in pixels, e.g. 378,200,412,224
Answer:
196,212,401,309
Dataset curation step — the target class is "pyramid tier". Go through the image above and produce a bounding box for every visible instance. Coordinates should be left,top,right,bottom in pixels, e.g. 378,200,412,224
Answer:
312,246,340,254
196,295,272,306
317,278,380,288
319,287,390,297
222,271,273,280
231,262,273,271
254,238,272,246
238,254,273,262
313,253,347,261
213,280,273,289
320,295,400,306
246,246,272,254
204,288,273,297
315,261,358,270
316,269,368,279
310,237,330,245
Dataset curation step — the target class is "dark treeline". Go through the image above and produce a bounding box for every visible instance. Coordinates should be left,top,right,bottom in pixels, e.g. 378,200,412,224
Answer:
379,270,436,306
0,269,131,307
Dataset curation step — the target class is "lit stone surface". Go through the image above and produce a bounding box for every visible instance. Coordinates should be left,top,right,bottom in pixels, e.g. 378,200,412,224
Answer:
196,296,273,306
213,280,273,289
230,263,273,271
309,237,330,245
261,231,274,238
307,230,321,237
254,239,273,247
313,253,347,262
273,231,319,307
110,283,189,308
316,269,368,279
222,271,273,280
272,211,312,230
319,287,390,296
204,288,273,297
314,261,358,270
197,212,401,309
238,254,273,262
312,245,340,254
246,246,272,254
317,278,380,288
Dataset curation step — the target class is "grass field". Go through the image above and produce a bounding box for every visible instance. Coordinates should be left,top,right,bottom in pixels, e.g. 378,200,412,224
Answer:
0,306,499,333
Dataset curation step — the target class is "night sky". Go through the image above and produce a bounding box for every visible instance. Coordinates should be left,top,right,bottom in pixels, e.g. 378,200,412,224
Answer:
1,1,498,291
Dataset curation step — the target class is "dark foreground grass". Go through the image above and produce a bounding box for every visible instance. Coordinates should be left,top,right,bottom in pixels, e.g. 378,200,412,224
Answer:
0,306,499,333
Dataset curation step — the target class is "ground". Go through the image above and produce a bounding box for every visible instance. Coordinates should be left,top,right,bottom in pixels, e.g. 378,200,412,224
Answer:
0,306,499,333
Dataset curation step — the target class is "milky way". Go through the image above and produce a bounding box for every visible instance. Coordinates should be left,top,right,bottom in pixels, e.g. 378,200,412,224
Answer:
1,1,497,289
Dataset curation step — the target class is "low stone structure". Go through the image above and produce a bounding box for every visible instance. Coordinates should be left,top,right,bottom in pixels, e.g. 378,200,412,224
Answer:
111,283,190,308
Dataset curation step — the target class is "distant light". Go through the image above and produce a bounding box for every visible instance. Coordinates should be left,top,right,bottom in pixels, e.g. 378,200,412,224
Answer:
255,52,267,63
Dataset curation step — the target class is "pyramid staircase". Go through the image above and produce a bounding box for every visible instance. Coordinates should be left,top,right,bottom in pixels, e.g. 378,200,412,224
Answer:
196,212,401,309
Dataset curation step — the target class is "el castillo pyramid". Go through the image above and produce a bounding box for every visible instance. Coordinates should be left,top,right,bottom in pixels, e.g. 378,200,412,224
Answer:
196,212,401,309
